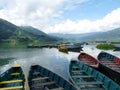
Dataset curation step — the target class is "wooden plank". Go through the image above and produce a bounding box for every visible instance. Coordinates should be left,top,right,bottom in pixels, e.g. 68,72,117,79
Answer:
100,61,113,63
32,81,56,87
13,64,21,68
0,86,23,90
50,87,64,90
11,73,20,76
71,70,84,73
72,75,94,78
32,77,49,81
77,81,103,85
32,72,40,75
0,80,22,84
72,66,79,69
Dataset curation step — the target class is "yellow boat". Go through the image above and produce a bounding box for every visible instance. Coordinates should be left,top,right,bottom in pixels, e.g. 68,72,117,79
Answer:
0,64,26,90
58,44,68,53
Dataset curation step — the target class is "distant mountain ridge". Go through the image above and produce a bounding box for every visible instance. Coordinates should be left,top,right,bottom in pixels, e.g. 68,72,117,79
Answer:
49,28,120,42
0,18,58,47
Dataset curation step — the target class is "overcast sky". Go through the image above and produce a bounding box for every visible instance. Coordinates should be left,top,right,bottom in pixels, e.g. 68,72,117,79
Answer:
0,0,120,34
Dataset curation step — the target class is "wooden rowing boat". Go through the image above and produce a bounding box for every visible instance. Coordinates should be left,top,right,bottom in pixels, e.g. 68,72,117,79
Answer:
58,44,68,53
0,64,26,90
28,65,77,90
97,51,120,85
69,60,120,90
78,52,99,68
65,45,82,53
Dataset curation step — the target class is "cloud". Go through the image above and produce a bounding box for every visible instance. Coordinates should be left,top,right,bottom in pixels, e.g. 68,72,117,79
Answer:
0,0,87,29
44,8,120,34
1,0,120,34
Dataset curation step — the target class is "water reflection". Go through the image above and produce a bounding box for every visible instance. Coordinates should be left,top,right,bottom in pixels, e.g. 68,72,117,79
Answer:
0,48,79,79
0,45,120,80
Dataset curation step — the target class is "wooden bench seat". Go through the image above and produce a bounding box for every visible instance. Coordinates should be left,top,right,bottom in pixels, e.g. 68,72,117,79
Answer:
100,61,113,63
32,77,49,81
72,66,79,69
0,80,23,84
106,65,120,68
111,67,120,70
0,86,23,90
71,70,84,72
72,75,94,78
32,81,56,87
84,62,96,65
77,81,103,85
11,73,20,76
32,72,40,75
50,87,64,90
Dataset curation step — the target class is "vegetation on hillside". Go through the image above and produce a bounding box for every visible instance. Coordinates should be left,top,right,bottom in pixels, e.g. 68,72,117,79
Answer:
0,18,59,48
96,43,115,50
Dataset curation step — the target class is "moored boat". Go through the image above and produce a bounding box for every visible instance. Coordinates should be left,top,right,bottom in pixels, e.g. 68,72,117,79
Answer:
0,64,26,90
69,60,120,90
97,51,120,85
78,52,99,68
28,65,77,90
58,44,68,53
114,46,120,51
65,45,82,53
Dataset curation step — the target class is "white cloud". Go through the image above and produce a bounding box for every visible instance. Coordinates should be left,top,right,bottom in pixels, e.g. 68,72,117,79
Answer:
44,8,120,34
0,0,87,29
0,0,120,34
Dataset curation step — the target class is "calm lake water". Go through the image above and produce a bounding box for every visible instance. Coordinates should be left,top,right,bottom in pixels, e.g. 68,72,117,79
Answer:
0,45,120,80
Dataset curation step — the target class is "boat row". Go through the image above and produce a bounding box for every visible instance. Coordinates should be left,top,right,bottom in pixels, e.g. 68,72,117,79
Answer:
0,51,120,90
69,60,120,90
0,64,76,90
77,51,120,85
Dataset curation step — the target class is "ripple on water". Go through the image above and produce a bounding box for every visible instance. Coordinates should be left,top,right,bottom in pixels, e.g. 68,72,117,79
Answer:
0,45,120,80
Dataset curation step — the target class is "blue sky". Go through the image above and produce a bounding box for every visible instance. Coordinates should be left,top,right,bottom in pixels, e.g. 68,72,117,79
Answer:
62,0,120,20
0,0,120,34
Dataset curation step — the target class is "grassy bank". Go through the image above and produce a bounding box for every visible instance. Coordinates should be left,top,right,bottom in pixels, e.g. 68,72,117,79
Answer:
0,42,28,48
0,41,55,48
96,43,115,50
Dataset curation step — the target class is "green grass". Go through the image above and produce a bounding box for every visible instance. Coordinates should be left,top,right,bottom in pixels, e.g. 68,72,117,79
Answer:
0,41,52,48
0,42,27,48
96,43,115,50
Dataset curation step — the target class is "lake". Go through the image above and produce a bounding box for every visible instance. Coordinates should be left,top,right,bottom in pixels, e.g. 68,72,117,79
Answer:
0,45,120,80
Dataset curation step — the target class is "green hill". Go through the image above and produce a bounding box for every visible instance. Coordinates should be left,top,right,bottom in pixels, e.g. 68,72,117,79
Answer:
0,18,58,48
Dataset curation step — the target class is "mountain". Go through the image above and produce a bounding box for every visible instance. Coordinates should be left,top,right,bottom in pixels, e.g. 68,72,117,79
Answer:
49,28,120,42
20,26,47,36
20,26,59,42
82,28,120,42
0,18,58,47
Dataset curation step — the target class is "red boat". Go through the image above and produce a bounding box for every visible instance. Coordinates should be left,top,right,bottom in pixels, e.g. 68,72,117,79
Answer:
78,52,99,68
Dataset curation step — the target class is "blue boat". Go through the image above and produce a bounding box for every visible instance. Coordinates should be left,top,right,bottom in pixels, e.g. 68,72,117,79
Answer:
0,64,26,90
65,45,83,52
114,46,120,51
28,65,77,90
97,51,120,85
69,60,120,90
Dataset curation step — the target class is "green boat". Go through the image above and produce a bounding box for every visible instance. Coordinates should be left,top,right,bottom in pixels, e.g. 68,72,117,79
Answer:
69,60,120,90
28,65,77,90
0,64,26,90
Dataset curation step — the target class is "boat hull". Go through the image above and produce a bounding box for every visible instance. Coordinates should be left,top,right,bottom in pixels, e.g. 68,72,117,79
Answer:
28,65,77,90
98,63,120,85
97,51,120,85
0,64,26,90
69,60,120,90
78,52,99,68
